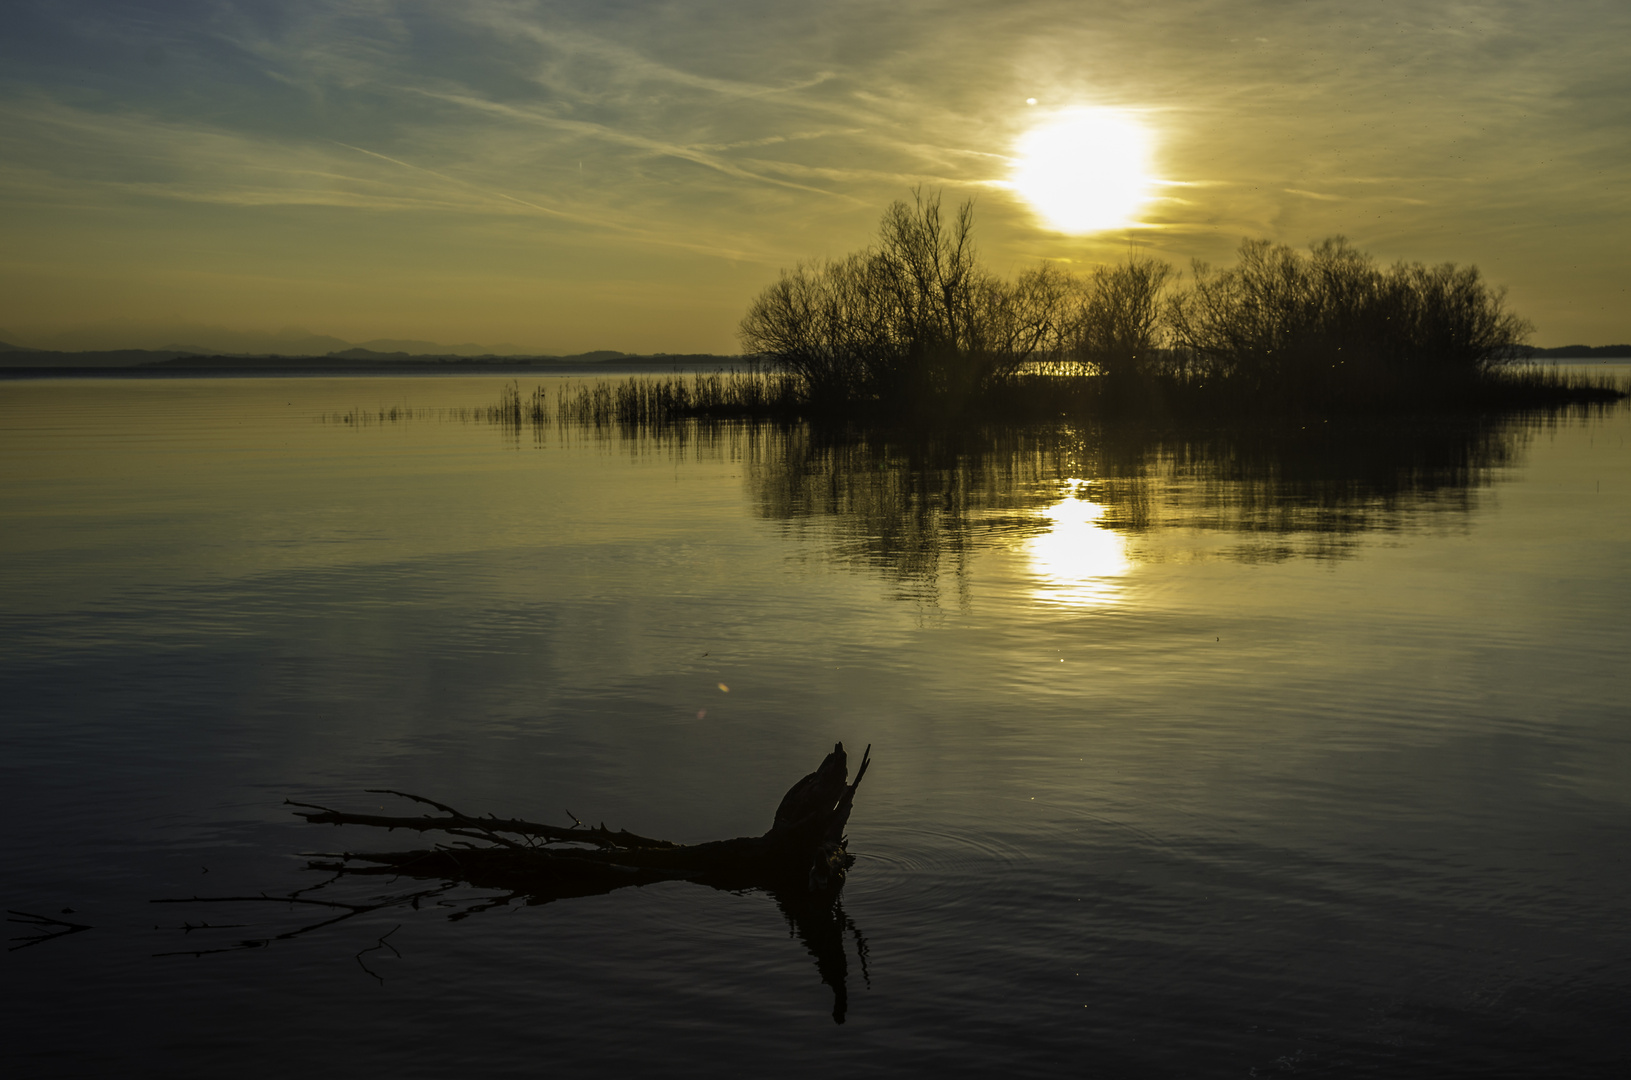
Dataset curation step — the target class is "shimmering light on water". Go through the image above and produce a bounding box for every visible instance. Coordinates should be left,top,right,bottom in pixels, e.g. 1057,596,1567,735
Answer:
1026,479,1130,609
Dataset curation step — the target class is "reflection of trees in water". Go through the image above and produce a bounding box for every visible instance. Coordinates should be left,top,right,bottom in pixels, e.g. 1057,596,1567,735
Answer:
1101,418,1526,559
746,427,1027,606
732,415,1532,599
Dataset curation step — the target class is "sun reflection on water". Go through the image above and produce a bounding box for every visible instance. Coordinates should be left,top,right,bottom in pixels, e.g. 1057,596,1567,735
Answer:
1027,479,1131,607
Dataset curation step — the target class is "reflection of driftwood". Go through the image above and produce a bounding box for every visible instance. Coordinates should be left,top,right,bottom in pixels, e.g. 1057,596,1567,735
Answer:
152,887,448,958
155,743,873,1022
8,909,93,952
773,886,871,1023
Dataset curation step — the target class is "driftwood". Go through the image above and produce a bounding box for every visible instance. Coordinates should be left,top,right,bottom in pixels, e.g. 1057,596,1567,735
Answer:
287,741,870,896
155,742,873,1021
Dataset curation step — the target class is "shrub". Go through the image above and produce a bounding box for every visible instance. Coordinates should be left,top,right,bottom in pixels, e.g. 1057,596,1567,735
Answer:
739,191,1063,408
1166,237,1533,401
1061,256,1176,379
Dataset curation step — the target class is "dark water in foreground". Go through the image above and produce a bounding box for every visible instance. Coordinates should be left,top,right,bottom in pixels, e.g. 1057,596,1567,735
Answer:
3,376,1629,1077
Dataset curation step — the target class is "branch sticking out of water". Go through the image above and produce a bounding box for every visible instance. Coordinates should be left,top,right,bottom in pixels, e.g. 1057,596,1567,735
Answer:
289,742,871,895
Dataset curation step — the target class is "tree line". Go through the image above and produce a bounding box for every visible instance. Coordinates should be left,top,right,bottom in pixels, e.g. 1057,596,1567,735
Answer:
739,191,1535,412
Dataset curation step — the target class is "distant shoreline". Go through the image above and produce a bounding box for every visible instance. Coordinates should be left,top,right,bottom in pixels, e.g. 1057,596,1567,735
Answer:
3,349,1627,382
3,340,1628,382
0,354,752,380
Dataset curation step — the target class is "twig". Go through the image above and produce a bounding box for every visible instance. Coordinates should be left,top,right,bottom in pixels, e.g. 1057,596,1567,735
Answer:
366,788,465,817
355,925,401,985
150,887,449,957
8,910,93,952
283,795,675,850
151,894,375,912
442,826,530,852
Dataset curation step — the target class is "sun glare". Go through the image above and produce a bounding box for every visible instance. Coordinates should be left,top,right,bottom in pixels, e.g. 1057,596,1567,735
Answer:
1011,108,1155,234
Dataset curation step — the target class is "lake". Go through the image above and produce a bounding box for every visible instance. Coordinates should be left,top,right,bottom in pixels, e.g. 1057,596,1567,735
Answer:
3,374,1628,1076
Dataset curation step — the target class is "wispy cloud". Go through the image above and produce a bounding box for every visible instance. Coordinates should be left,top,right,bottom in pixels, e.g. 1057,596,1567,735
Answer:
401,87,855,200
1,0,1628,345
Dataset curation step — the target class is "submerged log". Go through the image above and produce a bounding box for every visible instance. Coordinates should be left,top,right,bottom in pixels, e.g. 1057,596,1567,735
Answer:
288,742,871,898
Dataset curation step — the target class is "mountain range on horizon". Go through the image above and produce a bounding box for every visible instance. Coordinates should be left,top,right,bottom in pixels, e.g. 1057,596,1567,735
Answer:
0,323,540,357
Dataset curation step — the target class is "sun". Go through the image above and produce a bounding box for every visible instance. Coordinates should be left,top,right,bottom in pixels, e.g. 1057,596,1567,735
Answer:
1010,107,1155,234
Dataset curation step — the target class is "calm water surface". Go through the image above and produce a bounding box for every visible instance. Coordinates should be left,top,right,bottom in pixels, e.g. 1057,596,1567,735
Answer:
3,376,1629,1076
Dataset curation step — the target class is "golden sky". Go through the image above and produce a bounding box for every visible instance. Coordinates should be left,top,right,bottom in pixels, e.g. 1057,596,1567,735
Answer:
2,1,1627,353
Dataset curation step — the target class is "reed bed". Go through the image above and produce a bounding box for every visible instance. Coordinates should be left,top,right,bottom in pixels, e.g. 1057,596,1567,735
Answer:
321,392,547,427
320,370,798,432
487,370,804,430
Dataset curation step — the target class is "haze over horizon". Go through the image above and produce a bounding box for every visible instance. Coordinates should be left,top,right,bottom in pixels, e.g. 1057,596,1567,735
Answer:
3,1,1628,354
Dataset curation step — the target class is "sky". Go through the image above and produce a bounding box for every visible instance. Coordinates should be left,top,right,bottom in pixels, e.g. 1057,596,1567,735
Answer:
1,0,1627,354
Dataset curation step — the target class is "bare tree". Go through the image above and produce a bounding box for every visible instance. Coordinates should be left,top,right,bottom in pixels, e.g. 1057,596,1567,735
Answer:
1065,256,1175,379
1165,237,1531,395
740,191,1063,408
739,252,888,404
